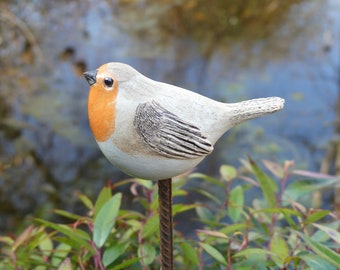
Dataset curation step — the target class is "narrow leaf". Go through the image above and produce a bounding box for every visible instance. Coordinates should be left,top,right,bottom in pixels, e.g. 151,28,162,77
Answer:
312,221,340,242
298,232,340,268
75,192,94,210
228,185,244,222
111,257,141,270
94,185,112,217
36,219,93,251
254,207,301,229
189,173,224,187
313,223,340,243
196,206,214,221
0,236,13,245
220,223,247,235
12,224,34,251
51,242,72,267
292,170,338,180
38,232,53,257
304,210,330,225
285,178,336,199
196,229,229,239
141,214,159,239
234,248,277,258
255,207,302,217
103,242,129,267
57,257,72,270
172,189,187,197
189,187,222,204
180,242,199,266
138,243,156,265
173,204,199,215
297,251,337,270
199,242,227,266
53,209,82,220
35,221,89,242
270,233,289,261
93,193,122,247
249,158,277,207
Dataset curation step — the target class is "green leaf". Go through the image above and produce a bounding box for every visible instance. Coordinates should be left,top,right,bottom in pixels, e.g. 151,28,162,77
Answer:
180,242,199,266
103,242,129,267
255,207,302,217
94,185,112,217
110,257,141,270
312,223,340,243
220,223,248,235
57,258,72,270
285,178,336,200
12,224,35,251
304,210,330,225
228,185,244,222
197,229,229,240
254,207,302,228
172,189,187,197
0,236,14,245
149,196,159,212
141,214,159,239
172,176,187,190
196,206,214,221
220,165,237,182
297,251,337,270
249,158,277,207
133,178,153,190
232,257,269,270
189,173,224,187
189,187,222,204
312,220,340,243
38,232,53,257
93,193,122,247
234,248,278,259
199,242,227,266
76,192,94,210
53,209,82,220
298,232,340,268
35,219,93,251
173,204,198,215
51,242,72,267
138,243,156,265
270,233,289,262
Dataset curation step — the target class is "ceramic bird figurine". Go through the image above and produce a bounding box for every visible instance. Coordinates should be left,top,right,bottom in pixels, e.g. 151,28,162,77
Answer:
84,62,284,180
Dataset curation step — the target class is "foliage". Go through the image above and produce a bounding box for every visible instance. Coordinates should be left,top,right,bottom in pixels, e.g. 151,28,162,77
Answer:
1,158,340,269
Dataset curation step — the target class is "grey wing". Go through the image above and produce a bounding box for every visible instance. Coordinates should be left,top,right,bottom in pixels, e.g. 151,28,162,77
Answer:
133,101,213,159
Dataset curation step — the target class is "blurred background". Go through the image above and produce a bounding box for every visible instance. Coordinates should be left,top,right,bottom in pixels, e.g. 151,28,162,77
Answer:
0,0,339,234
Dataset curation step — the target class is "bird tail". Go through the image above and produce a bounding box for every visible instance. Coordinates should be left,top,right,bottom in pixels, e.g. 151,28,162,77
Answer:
226,97,285,126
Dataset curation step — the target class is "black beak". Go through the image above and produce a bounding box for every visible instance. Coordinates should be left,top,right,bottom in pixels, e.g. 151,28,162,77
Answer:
83,70,97,86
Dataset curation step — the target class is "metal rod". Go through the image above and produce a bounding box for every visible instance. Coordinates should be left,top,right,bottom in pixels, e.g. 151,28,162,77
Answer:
158,178,173,270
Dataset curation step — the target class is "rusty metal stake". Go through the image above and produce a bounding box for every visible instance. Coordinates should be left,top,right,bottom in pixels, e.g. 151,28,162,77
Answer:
158,178,173,270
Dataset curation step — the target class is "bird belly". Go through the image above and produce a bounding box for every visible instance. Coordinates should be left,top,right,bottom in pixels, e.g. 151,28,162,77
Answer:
97,139,204,180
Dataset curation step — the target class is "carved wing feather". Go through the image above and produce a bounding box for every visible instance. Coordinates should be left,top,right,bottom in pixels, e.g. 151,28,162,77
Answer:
134,101,213,159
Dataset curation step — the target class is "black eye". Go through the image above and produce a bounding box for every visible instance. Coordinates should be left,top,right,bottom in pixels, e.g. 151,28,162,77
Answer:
103,77,114,88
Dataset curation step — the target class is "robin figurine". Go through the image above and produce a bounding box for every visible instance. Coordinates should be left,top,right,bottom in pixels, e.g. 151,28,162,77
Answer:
84,62,284,180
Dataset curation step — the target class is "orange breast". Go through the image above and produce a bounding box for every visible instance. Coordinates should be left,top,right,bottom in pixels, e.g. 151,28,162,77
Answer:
88,81,118,142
